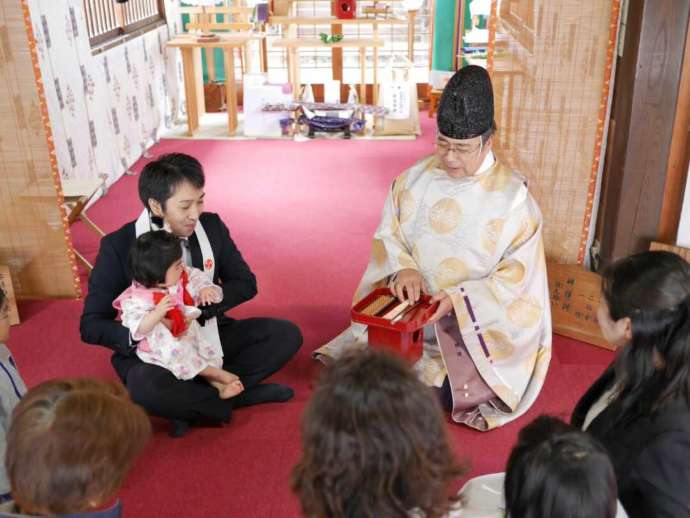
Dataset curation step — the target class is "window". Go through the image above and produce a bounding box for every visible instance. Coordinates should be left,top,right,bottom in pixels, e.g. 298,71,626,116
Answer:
342,2,432,85
265,0,432,86
83,0,166,48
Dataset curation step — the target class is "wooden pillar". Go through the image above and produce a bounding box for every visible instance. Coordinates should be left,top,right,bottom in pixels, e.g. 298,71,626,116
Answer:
657,26,690,243
180,47,205,135
597,0,690,267
260,25,268,73
223,47,238,133
373,24,379,105
331,0,343,100
407,9,417,62
359,46,366,103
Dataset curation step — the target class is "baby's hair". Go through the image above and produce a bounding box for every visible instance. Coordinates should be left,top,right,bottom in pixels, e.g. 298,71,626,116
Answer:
128,230,183,288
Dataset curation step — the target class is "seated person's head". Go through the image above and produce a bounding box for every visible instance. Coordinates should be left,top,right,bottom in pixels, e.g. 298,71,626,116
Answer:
128,230,184,288
597,250,690,412
436,65,496,179
6,378,151,516
292,349,466,518
504,415,617,518
0,288,9,343
139,153,205,237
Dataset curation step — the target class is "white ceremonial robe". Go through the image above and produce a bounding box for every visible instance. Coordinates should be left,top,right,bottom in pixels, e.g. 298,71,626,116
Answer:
316,153,552,430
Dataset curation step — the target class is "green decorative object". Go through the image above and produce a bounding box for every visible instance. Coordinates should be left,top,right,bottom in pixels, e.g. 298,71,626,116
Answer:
319,33,344,44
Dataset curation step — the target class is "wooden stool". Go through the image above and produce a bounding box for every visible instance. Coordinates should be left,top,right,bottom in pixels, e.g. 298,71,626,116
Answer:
62,178,106,272
428,89,442,118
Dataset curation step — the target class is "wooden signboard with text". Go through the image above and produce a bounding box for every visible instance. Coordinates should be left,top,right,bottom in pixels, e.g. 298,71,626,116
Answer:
0,266,20,326
548,244,690,350
547,263,612,350
649,241,690,261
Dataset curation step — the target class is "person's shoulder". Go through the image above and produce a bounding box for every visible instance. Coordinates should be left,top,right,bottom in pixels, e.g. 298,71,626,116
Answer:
0,343,11,359
630,408,690,493
473,161,533,215
626,403,690,470
414,154,442,173
501,163,527,184
199,212,227,235
200,212,223,226
479,161,527,193
649,402,690,436
390,155,440,193
102,221,136,249
400,155,440,180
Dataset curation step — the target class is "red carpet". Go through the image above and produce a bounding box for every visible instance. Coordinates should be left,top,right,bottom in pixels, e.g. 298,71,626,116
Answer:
10,115,614,517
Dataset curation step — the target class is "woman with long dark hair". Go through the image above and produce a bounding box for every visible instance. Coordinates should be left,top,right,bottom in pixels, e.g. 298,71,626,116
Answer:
572,250,690,518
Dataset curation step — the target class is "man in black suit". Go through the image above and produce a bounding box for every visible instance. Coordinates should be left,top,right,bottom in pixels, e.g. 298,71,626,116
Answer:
80,153,302,436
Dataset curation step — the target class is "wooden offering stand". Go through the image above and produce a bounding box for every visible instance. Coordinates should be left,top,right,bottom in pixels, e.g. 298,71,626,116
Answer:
352,288,438,362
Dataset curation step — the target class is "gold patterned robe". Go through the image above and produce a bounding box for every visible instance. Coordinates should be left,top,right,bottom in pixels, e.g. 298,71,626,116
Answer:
315,154,552,430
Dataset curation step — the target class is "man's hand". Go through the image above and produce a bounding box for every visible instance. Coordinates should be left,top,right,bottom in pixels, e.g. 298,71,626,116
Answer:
427,291,454,324
198,287,217,306
391,268,427,303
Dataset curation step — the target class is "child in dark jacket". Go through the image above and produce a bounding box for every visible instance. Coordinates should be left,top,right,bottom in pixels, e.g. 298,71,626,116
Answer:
0,288,27,499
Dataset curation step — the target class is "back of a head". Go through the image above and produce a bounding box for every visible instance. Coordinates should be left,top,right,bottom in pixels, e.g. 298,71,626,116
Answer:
138,153,205,212
292,350,465,518
504,416,617,518
6,378,151,516
128,230,183,288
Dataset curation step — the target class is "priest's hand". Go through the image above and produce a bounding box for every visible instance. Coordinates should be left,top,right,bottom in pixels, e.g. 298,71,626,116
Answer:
427,291,454,324
392,268,427,303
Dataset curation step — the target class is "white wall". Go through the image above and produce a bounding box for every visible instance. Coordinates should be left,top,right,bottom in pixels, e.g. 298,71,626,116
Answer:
674,162,690,247
27,0,183,187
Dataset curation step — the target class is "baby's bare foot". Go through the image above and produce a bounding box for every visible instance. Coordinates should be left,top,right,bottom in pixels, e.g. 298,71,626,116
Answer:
218,380,244,399
210,381,225,395
224,371,240,384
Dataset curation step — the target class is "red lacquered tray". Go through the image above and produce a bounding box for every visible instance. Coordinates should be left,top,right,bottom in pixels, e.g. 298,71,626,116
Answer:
351,288,439,362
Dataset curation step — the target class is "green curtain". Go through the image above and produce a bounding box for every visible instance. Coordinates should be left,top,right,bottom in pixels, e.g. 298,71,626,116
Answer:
431,0,458,71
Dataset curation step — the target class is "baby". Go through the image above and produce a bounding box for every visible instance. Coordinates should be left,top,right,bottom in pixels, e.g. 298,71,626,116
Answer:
114,230,243,399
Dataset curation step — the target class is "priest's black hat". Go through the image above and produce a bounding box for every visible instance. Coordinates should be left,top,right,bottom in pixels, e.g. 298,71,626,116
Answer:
437,65,495,140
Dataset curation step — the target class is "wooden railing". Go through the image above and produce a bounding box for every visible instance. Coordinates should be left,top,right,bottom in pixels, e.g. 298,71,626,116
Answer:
123,0,163,31
83,0,165,47
83,0,119,44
